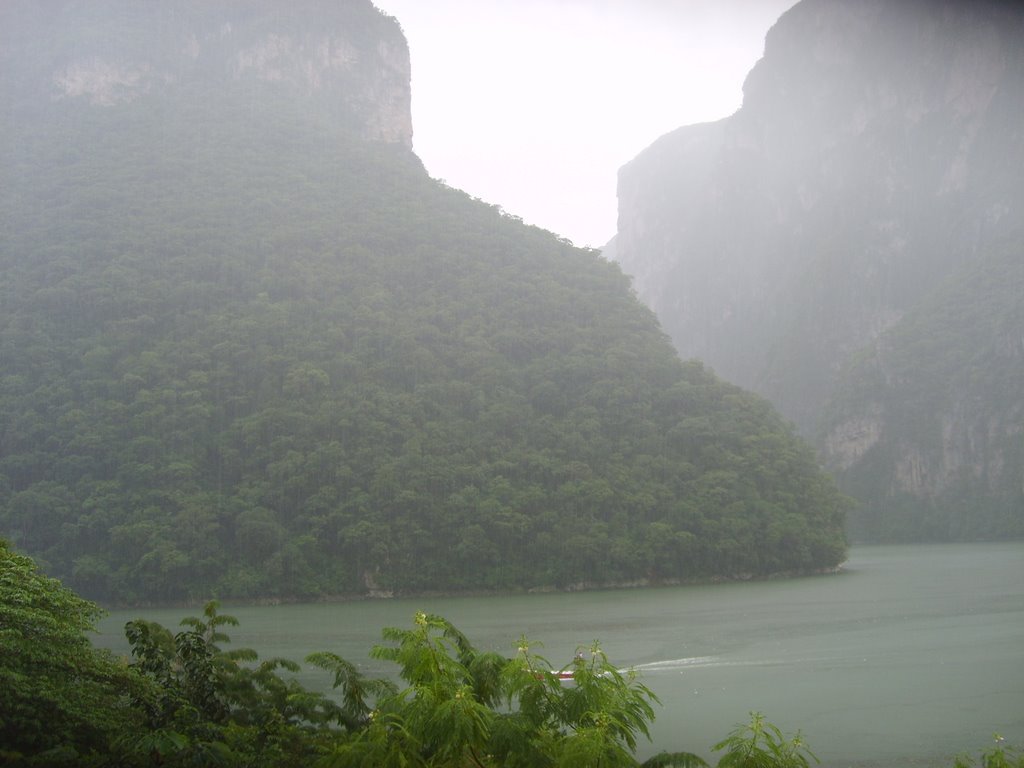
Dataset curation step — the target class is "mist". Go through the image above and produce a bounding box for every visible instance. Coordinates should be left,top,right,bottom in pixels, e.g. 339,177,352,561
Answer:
2,0,1022,765
371,0,797,247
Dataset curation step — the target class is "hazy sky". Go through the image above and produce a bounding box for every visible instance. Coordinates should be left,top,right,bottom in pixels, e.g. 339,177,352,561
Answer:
371,0,797,248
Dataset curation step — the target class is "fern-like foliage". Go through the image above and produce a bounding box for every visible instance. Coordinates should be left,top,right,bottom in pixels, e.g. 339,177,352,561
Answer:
713,712,818,768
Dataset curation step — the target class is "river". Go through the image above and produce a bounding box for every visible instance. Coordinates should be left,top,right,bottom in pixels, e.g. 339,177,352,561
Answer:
94,542,1024,767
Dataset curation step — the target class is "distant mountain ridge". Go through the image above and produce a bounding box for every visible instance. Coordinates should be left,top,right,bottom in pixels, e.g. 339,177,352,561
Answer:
611,0,1024,540
0,0,847,604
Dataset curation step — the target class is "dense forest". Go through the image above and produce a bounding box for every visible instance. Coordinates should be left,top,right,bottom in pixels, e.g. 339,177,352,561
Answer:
0,0,846,605
5,540,1020,768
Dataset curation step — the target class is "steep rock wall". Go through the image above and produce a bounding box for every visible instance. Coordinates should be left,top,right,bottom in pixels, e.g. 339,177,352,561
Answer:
615,0,1023,428
4,0,412,147
612,0,1024,539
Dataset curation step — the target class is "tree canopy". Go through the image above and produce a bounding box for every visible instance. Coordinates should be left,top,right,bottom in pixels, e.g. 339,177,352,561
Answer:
0,0,846,604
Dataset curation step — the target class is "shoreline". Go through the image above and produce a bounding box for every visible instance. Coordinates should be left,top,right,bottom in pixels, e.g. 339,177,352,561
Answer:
98,564,846,612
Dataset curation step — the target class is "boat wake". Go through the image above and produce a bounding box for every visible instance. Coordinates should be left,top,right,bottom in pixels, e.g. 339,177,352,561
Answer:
629,653,868,674
629,656,721,672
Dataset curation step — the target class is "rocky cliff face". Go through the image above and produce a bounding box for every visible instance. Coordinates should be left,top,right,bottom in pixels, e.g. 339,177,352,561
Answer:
612,0,1024,539
822,240,1024,540
3,0,412,147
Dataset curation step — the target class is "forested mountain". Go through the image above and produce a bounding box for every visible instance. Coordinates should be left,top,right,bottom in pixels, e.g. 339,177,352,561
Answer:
0,0,846,605
611,0,1024,541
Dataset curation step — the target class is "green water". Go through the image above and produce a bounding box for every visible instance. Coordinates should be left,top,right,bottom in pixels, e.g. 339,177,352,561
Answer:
95,543,1024,766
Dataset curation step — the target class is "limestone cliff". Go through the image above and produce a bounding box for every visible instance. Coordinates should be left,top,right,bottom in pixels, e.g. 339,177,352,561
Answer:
612,0,1024,540
2,0,412,147
822,241,1024,540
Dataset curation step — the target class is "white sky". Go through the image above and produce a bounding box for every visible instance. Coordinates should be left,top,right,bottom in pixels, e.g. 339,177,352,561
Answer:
371,0,797,249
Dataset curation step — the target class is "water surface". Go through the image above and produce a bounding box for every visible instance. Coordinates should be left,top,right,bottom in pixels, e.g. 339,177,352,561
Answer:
95,543,1024,766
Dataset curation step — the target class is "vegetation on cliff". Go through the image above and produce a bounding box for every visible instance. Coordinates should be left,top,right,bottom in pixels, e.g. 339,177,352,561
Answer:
0,0,846,604
821,239,1024,542
611,0,1024,542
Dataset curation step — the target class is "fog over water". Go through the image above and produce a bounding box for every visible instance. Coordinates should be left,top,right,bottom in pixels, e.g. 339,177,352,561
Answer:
371,0,797,248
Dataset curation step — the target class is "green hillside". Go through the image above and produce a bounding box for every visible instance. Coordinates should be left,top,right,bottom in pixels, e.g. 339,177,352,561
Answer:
0,0,846,604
